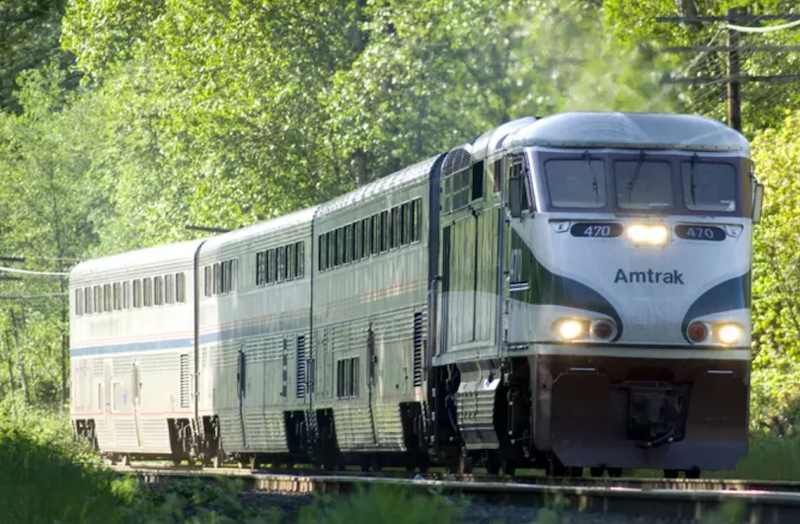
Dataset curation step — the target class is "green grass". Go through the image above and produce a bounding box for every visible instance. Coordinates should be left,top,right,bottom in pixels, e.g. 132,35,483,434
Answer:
713,432,800,481
0,394,787,524
0,397,133,524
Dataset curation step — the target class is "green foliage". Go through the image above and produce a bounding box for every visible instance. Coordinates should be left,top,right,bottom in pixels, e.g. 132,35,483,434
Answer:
602,0,800,137
749,110,800,432
0,0,75,112
0,63,109,406
0,397,128,524
716,432,800,481
53,0,678,253
700,501,746,524
298,485,465,524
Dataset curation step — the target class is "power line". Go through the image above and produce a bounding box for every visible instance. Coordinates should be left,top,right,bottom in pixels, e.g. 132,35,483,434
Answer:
185,225,231,234
657,9,800,131
0,266,69,277
640,27,723,112
0,293,67,300
663,74,800,85
660,46,800,53
727,19,800,33
657,15,800,23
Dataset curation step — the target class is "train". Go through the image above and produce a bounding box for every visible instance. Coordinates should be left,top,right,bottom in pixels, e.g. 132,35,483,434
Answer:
69,111,763,478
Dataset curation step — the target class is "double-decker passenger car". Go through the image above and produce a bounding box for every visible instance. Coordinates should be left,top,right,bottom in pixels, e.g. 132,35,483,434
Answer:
70,111,763,477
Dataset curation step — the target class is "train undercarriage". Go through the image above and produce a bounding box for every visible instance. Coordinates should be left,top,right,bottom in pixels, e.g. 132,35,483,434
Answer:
71,354,748,479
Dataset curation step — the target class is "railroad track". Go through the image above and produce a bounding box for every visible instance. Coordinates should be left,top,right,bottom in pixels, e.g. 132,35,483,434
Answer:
106,464,800,523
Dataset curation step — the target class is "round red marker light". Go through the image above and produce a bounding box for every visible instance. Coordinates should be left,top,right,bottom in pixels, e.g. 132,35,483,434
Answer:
688,322,708,343
593,321,613,340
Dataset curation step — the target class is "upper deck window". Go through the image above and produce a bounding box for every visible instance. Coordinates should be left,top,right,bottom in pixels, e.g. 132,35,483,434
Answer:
681,161,737,212
614,160,673,211
544,158,607,209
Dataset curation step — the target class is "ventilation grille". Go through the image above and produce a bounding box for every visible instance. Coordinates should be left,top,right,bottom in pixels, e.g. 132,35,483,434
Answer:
413,312,423,387
179,353,190,409
296,335,306,399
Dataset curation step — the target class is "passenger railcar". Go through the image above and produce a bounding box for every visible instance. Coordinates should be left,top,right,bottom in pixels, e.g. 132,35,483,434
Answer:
70,111,763,477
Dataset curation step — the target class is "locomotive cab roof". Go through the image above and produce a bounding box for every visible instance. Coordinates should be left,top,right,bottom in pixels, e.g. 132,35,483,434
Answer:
502,112,750,155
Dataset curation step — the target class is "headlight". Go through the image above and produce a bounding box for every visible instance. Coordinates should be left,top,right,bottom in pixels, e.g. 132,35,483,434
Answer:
555,319,584,340
627,224,669,246
717,323,742,344
553,318,616,341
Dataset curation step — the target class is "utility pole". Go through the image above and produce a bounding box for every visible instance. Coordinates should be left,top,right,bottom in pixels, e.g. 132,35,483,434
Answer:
657,11,800,132
727,7,741,132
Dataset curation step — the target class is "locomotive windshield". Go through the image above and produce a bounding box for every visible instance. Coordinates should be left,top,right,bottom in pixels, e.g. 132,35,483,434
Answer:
680,160,737,212
614,159,673,211
536,151,743,216
544,158,607,209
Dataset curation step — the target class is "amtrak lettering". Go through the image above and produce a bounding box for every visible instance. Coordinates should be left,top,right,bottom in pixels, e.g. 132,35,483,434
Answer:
614,269,684,285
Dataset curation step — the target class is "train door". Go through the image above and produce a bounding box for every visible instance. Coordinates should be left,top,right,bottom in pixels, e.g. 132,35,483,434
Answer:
366,325,378,444
103,358,115,447
132,360,142,448
236,346,247,448
438,153,497,354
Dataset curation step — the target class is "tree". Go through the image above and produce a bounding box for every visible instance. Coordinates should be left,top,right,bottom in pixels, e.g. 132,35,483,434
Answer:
748,110,800,431
0,64,108,408
602,0,800,137
0,0,75,112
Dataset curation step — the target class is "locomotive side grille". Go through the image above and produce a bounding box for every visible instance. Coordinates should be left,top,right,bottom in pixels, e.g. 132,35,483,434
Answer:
413,312,423,387
296,335,306,399
179,353,190,409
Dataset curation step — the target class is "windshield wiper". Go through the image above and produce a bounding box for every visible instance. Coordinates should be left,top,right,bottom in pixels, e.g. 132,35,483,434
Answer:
583,150,599,202
688,153,698,205
627,150,646,202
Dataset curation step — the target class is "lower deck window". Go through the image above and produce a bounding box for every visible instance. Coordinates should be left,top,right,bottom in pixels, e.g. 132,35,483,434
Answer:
336,357,360,399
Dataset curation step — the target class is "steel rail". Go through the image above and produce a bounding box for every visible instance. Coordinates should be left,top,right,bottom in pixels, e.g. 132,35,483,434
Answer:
107,465,800,523
98,462,800,493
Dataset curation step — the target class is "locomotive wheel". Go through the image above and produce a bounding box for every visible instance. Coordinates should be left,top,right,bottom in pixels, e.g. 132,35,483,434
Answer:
486,454,500,475
545,460,567,477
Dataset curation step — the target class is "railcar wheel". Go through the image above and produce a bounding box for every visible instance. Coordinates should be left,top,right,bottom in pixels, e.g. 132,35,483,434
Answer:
664,469,680,479
460,454,474,475
589,467,604,478
607,468,622,478
685,469,701,479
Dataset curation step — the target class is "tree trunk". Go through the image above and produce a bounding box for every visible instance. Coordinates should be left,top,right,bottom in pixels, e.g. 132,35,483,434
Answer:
3,329,14,395
60,279,67,410
10,309,29,403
